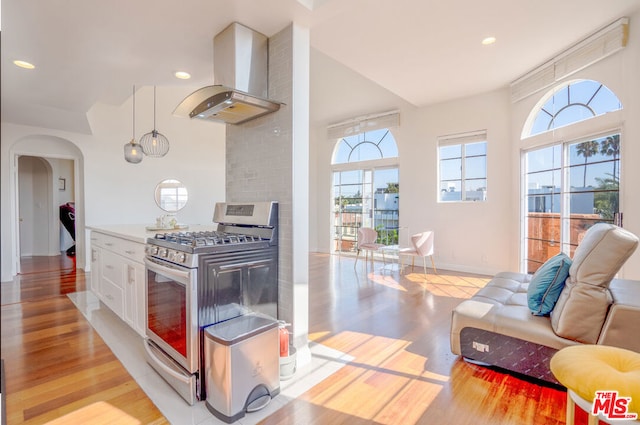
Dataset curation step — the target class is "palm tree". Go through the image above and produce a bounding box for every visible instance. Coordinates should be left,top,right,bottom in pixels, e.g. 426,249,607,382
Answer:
594,175,619,220
600,135,620,181
384,182,399,193
575,140,600,187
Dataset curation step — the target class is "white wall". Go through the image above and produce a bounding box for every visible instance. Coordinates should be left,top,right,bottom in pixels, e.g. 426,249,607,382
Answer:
310,48,513,275
309,48,414,253
399,89,513,275
1,85,226,281
84,86,226,226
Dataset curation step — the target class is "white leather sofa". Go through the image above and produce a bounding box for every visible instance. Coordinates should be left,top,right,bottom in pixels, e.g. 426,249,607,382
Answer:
450,223,640,384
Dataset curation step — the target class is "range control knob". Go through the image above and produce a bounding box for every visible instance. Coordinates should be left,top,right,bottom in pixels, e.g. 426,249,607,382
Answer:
176,253,186,263
159,248,169,258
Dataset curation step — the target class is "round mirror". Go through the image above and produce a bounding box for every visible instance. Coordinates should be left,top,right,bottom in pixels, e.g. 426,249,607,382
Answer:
154,179,188,212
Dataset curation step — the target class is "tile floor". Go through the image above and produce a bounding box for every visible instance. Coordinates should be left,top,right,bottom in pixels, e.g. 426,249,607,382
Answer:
68,291,352,425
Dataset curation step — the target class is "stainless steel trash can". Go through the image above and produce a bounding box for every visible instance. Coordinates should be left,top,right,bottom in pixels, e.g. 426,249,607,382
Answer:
204,313,280,423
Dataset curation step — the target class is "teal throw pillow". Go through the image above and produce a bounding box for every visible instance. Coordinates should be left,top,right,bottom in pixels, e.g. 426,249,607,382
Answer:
527,252,572,316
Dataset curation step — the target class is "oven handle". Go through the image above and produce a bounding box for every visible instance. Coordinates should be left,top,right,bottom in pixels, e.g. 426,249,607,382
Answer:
144,257,192,284
218,259,271,271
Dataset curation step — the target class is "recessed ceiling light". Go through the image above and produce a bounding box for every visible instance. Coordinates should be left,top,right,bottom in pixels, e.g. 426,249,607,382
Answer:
482,36,496,46
14,60,35,69
174,71,191,80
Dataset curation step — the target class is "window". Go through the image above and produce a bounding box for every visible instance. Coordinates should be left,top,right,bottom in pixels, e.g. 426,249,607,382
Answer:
524,134,620,273
521,79,623,273
331,127,399,254
438,131,487,202
526,80,622,137
332,128,398,164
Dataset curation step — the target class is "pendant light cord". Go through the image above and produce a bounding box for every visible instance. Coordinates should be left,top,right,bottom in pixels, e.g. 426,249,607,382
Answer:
153,86,157,130
132,85,136,140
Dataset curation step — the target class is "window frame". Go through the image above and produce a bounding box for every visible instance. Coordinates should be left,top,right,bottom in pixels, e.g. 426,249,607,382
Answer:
521,130,622,273
519,78,625,275
331,127,400,254
438,131,488,203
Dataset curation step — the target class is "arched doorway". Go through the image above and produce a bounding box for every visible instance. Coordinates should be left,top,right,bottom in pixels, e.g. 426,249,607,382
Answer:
9,135,85,276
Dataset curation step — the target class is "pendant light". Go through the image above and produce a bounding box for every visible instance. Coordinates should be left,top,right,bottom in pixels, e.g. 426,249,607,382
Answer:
124,85,143,164
140,86,170,157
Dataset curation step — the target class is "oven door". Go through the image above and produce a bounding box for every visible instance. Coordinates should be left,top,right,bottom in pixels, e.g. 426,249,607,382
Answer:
144,257,198,374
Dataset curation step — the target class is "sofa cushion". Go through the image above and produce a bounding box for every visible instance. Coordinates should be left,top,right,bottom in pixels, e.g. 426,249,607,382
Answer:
527,252,572,316
450,272,579,357
551,224,639,343
568,223,639,287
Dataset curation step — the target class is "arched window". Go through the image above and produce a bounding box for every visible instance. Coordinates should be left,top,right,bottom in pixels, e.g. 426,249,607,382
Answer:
332,128,399,254
521,80,623,273
525,79,622,138
332,128,398,164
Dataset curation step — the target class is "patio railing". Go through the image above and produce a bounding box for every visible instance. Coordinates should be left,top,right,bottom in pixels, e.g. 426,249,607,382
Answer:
333,209,399,253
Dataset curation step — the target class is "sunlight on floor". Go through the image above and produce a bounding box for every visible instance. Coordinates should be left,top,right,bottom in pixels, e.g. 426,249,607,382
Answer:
43,401,142,424
307,330,449,424
358,264,492,300
366,272,407,291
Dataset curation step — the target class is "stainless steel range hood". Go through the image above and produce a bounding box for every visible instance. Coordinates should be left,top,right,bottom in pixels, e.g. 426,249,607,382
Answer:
174,22,281,125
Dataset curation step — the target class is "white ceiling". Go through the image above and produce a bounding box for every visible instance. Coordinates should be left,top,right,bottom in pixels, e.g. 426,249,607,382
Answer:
2,0,639,133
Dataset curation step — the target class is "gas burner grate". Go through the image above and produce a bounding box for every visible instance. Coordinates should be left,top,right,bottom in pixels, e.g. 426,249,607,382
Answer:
153,230,263,248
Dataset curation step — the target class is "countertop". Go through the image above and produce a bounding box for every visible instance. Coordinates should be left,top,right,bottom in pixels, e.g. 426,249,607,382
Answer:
87,224,218,244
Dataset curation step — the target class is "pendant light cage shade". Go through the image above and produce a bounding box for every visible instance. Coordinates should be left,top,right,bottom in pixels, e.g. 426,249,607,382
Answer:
124,139,144,163
140,86,170,157
140,130,170,157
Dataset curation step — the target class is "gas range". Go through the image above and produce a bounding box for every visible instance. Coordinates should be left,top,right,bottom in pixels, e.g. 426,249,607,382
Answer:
146,230,272,267
143,201,279,405
145,202,278,268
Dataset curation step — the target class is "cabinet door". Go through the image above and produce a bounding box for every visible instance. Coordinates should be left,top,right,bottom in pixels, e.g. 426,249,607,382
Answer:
245,257,278,319
101,250,124,318
124,259,146,337
90,247,102,296
200,249,278,324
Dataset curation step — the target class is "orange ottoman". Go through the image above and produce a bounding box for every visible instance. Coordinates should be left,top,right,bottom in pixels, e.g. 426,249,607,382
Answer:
550,345,640,425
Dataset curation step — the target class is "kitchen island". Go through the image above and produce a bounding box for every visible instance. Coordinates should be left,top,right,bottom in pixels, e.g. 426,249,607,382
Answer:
86,224,217,336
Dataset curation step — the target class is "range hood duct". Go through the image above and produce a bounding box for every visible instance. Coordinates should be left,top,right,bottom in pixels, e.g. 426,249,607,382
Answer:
174,22,281,125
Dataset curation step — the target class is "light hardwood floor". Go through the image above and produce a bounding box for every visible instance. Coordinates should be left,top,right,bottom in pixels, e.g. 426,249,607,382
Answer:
1,254,566,424
1,256,168,425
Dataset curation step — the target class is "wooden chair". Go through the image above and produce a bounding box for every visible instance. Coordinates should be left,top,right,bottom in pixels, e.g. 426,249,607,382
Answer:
399,231,436,274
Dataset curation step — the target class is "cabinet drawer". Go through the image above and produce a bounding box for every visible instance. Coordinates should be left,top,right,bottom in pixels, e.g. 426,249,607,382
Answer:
101,250,123,287
92,231,145,263
91,232,119,250
101,277,124,318
118,239,145,263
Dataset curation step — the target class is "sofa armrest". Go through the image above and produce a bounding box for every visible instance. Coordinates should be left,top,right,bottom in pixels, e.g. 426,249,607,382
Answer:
597,278,640,353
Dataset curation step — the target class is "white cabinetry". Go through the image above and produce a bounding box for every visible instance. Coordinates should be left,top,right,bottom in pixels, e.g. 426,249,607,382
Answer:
90,246,102,295
90,230,146,337
124,258,146,336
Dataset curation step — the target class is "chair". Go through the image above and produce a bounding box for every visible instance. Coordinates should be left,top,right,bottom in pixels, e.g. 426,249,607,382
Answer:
399,231,436,274
354,227,385,267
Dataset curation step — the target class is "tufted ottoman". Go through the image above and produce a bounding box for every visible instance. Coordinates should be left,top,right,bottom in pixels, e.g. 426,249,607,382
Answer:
550,345,640,425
